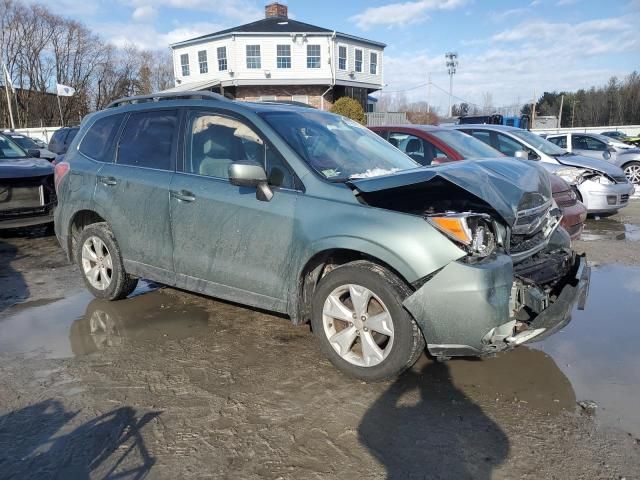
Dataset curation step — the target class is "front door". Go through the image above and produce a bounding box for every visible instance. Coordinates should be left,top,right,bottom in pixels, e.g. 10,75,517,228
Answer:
169,109,299,310
94,109,178,276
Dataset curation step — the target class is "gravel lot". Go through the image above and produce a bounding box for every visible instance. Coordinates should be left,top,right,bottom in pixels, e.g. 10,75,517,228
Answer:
1,200,640,479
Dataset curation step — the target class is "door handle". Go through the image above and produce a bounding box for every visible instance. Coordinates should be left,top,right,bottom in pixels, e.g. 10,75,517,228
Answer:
98,175,117,186
170,190,196,202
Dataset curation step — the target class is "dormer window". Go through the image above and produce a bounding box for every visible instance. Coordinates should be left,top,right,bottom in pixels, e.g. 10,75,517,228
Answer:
246,45,261,69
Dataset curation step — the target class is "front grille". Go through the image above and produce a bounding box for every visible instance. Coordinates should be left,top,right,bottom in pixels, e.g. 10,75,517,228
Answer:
621,194,629,204
0,175,56,215
510,230,546,254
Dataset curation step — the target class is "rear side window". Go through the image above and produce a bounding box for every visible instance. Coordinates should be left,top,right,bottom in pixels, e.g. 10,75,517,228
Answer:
79,115,123,162
548,136,567,148
117,110,177,170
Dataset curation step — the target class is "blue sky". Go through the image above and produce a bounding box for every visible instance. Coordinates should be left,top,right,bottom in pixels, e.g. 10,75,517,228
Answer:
32,0,640,112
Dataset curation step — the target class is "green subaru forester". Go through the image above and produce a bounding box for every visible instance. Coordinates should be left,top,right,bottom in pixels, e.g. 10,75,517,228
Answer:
54,92,589,381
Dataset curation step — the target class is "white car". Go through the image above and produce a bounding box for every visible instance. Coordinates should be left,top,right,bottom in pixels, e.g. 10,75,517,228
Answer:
454,125,635,214
545,132,640,185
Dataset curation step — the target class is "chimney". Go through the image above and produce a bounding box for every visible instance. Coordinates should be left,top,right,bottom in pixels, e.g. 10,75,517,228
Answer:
265,2,288,19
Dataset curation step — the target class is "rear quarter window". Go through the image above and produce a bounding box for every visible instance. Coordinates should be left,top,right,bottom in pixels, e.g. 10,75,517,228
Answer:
78,115,123,162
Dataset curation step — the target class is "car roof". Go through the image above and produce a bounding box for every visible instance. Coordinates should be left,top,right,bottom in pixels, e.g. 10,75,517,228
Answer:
372,124,449,133
452,124,521,132
103,91,320,117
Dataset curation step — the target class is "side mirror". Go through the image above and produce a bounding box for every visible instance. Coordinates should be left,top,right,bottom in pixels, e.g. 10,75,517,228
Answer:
528,150,540,160
513,150,528,159
27,148,41,158
603,150,612,160
228,161,273,202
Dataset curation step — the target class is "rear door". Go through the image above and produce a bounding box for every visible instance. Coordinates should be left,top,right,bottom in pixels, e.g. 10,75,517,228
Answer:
93,109,178,278
169,108,298,308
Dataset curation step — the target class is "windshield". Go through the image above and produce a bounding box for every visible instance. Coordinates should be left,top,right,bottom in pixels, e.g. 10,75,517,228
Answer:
430,129,504,159
0,135,28,160
510,129,567,156
8,135,37,149
260,110,418,180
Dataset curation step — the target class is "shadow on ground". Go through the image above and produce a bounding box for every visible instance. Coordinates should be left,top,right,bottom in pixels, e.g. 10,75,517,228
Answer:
0,399,160,479
359,361,509,479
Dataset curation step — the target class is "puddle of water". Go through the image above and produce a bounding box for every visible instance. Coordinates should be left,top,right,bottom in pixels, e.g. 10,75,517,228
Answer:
581,217,640,242
532,264,640,437
0,283,209,359
442,347,576,414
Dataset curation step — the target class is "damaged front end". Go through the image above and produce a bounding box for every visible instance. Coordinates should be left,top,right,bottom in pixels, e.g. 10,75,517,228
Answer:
350,159,591,358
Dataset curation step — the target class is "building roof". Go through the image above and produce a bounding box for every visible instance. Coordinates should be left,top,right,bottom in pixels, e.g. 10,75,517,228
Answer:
161,78,221,93
170,17,386,49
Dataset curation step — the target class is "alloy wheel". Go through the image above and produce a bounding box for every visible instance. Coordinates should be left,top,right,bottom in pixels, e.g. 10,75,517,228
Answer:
322,283,394,367
624,164,640,184
81,236,113,290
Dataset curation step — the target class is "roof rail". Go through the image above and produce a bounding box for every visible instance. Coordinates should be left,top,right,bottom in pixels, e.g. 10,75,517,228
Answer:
106,90,230,109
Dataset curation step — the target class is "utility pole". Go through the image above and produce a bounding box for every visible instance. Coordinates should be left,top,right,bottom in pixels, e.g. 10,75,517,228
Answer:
426,73,431,114
557,94,564,128
531,88,536,129
2,60,15,130
445,52,458,118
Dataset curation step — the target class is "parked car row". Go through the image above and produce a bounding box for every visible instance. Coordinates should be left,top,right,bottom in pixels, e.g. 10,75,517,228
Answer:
51,91,590,381
371,125,587,239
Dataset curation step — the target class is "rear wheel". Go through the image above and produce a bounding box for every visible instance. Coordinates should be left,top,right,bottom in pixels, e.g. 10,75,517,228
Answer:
623,161,640,184
311,260,425,382
76,222,138,300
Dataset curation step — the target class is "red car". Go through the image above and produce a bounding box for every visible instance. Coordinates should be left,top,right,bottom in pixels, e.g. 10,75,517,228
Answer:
371,125,587,240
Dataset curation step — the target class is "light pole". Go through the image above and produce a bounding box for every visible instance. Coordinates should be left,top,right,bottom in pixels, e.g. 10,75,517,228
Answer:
445,52,458,118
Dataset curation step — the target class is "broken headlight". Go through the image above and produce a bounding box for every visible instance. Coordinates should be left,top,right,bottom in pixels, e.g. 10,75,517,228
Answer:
555,167,587,184
427,213,497,258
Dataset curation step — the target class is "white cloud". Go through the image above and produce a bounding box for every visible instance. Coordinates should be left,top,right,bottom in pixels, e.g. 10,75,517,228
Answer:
132,5,158,22
381,14,639,112
122,0,262,22
350,0,468,30
95,21,224,49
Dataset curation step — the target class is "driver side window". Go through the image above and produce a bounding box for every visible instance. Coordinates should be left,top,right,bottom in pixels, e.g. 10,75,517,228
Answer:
186,112,295,188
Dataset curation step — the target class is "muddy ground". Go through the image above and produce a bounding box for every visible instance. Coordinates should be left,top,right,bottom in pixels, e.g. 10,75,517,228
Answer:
1,201,640,479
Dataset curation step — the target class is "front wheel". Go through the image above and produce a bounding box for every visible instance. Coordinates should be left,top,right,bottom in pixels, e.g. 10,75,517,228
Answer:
76,222,138,300
311,260,425,382
623,161,640,184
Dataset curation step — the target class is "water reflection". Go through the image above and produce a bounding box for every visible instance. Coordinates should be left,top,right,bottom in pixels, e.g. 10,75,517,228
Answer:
0,284,209,359
581,217,640,242
533,264,640,436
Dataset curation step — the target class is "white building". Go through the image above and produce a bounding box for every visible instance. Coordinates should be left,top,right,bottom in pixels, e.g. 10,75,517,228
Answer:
167,2,385,110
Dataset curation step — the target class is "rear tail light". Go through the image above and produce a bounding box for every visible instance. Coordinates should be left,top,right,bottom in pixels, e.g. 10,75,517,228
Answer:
54,161,70,192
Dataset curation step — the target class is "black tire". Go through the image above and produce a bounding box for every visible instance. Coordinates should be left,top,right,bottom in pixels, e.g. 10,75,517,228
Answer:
311,260,425,382
76,222,138,300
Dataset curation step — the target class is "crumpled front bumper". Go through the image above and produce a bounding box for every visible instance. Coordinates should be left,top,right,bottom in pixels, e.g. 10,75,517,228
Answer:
403,251,590,358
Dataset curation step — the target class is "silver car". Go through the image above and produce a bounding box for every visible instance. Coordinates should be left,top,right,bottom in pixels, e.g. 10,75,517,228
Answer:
545,132,640,184
454,125,635,214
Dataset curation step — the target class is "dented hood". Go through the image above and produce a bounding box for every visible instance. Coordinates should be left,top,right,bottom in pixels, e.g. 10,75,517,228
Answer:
349,158,552,226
